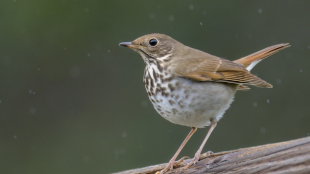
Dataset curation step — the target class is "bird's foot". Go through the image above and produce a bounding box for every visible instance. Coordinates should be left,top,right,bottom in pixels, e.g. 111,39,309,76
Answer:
199,151,213,159
174,156,190,167
155,156,190,174
177,151,213,173
177,154,199,173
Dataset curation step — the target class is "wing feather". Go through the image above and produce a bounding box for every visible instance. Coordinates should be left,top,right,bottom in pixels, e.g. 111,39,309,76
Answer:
171,45,285,88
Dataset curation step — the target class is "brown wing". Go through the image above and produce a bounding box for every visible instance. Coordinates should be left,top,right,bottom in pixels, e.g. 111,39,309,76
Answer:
173,54,224,81
216,71,272,88
214,59,272,88
173,52,272,88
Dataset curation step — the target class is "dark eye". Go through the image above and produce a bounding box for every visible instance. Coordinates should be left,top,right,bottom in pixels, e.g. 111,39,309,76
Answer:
149,39,158,46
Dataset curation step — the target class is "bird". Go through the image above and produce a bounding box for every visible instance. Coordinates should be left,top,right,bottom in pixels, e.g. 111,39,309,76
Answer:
119,33,290,174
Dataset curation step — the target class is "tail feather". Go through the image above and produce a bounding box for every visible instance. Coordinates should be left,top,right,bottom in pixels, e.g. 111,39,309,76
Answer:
233,43,290,90
237,85,250,91
234,43,290,71
218,71,272,88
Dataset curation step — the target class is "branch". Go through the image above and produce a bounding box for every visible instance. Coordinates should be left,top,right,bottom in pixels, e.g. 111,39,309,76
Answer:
113,136,310,174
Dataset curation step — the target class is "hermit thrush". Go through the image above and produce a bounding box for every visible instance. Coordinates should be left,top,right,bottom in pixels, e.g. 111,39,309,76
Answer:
119,34,289,174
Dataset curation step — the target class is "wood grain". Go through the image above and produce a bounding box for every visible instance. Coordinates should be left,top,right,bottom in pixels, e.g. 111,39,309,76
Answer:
113,136,310,174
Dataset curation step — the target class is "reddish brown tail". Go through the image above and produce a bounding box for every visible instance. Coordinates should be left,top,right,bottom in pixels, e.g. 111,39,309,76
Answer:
234,43,290,71
234,43,290,90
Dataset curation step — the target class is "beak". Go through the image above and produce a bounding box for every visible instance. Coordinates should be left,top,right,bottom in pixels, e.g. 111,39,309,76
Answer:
119,42,141,49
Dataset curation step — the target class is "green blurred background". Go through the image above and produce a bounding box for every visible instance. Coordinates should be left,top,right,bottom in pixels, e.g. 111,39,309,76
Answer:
0,0,309,173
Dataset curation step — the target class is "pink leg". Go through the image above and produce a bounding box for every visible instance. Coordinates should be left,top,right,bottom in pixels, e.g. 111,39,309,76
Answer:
156,127,197,174
179,120,217,171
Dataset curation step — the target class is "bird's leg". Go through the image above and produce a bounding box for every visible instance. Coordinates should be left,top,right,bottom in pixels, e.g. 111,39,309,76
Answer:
179,120,217,172
156,127,197,174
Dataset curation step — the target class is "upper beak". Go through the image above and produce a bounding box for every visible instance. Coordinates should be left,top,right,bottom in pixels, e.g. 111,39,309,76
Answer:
119,42,141,49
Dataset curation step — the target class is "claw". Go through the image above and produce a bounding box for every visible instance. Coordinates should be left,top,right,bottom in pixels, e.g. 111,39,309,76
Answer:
177,151,213,173
199,151,213,159
174,156,190,166
155,156,190,174
177,155,199,173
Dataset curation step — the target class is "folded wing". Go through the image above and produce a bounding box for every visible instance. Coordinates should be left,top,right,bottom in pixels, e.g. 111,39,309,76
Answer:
173,43,290,89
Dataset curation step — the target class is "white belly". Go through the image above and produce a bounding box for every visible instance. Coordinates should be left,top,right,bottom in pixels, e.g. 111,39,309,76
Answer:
149,78,238,128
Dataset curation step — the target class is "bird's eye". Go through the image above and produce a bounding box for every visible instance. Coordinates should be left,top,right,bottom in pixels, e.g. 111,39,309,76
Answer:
149,39,158,46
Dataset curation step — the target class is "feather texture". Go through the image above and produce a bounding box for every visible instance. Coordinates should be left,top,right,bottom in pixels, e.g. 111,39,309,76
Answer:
172,43,290,88
234,43,290,71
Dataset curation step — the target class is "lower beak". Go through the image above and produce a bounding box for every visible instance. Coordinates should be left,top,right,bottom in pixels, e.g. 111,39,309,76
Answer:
119,42,141,49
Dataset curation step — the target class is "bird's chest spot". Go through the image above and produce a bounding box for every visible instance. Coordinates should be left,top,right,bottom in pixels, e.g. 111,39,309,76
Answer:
144,76,190,120
143,65,180,108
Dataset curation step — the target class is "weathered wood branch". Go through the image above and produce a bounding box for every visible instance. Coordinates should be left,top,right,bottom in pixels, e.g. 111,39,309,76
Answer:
114,136,310,174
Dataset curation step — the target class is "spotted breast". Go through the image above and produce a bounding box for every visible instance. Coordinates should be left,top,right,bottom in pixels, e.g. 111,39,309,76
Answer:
143,55,238,128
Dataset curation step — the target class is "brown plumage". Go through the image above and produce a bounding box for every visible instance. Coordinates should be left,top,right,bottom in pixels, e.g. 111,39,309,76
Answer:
119,33,290,174
234,43,290,68
172,43,290,88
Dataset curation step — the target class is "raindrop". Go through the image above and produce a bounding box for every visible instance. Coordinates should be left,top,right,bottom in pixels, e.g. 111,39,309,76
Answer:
169,15,174,21
29,89,32,94
267,99,270,104
260,127,266,134
14,135,17,139
108,50,110,52
150,13,155,19
30,107,36,114
83,156,89,163
253,102,257,107
38,68,40,70
307,46,310,49
200,22,202,26
84,8,89,13
33,92,35,94
189,4,194,10
203,11,206,15
276,78,282,84
300,69,302,73
258,8,262,14
122,132,127,138
87,53,91,57
70,65,81,79
0,100,1,103
141,100,148,108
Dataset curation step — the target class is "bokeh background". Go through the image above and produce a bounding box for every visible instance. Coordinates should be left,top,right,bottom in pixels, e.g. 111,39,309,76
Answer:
1,0,310,173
